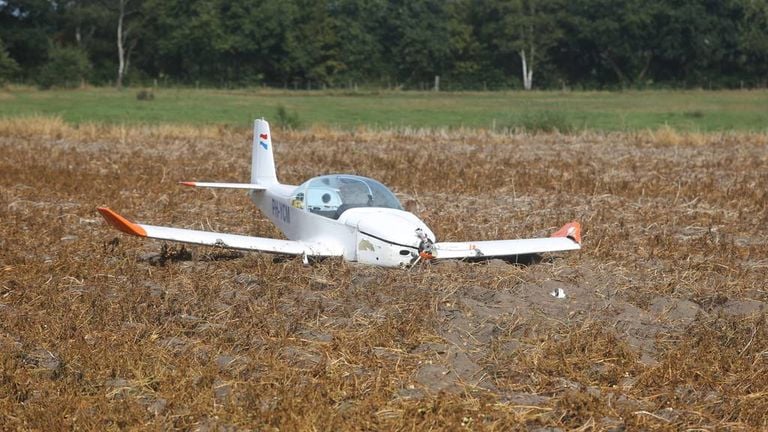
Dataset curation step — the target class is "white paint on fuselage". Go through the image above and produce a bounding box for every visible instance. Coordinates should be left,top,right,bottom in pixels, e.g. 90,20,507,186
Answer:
248,184,435,266
250,185,356,260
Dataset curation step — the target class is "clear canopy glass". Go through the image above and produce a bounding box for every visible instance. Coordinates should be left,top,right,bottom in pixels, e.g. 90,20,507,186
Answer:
290,174,403,219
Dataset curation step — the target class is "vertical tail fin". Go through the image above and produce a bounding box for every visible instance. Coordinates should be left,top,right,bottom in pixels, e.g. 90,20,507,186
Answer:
251,119,277,184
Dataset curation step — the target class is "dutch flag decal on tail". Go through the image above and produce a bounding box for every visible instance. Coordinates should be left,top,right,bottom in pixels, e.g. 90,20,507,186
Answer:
251,119,277,185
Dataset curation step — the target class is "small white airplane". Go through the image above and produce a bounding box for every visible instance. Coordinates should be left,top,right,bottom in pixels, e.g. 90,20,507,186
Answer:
98,119,581,268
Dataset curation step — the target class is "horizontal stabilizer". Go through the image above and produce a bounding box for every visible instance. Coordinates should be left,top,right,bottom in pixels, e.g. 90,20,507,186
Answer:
180,181,267,190
97,207,341,257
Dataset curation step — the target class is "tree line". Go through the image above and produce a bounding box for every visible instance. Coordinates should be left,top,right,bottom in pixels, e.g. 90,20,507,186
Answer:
1,0,767,90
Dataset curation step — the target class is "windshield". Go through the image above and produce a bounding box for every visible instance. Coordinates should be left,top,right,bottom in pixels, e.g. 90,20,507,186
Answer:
290,174,403,219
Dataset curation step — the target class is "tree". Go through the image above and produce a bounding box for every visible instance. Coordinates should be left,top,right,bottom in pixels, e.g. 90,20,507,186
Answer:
58,0,112,51
283,0,343,87
734,0,768,85
0,0,56,79
329,0,389,85
2,0,767,89
557,0,677,88
475,0,563,90
218,0,293,86
142,0,245,85
115,0,142,87
503,0,563,90
387,0,466,88
0,38,20,84
37,45,91,88
97,0,143,88
647,0,740,86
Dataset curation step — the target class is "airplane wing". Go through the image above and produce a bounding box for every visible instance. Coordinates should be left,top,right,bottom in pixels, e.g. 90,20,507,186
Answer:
180,182,267,190
432,222,581,260
97,207,342,257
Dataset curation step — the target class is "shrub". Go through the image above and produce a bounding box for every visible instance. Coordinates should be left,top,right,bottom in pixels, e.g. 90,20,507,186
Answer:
0,38,20,85
683,110,704,118
136,89,154,101
37,46,91,89
274,104,302,129
514,110,573,133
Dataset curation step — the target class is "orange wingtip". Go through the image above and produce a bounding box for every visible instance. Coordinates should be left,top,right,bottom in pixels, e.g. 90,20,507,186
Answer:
551,221,582,245
97,207,147,237
179,181,197,187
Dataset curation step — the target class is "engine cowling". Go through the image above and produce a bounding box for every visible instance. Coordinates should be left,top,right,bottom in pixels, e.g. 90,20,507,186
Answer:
339,208,436,267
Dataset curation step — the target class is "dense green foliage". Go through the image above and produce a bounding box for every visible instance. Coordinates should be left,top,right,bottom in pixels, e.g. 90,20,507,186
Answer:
36,46,90,88
0,38,20,84
1,0,767,89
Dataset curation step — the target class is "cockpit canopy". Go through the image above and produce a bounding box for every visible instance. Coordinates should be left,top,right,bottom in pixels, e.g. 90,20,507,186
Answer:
290,174,403,219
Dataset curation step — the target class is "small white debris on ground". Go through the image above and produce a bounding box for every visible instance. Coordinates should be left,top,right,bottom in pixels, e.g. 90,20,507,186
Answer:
550,287,567,299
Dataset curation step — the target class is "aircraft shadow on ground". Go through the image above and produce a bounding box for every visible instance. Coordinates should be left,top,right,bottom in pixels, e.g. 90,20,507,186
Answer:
140,244,554,268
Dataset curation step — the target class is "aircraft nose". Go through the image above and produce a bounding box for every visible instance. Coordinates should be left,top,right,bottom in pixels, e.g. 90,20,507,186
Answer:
342,208,435,247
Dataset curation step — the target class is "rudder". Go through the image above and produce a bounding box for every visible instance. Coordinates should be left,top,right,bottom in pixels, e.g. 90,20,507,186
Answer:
251,119,277,184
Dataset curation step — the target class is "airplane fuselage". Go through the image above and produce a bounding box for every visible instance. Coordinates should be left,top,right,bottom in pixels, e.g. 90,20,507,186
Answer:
249,185,434,267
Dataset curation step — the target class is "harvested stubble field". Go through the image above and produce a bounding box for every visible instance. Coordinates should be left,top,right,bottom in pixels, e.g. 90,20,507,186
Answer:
1,117,767,431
